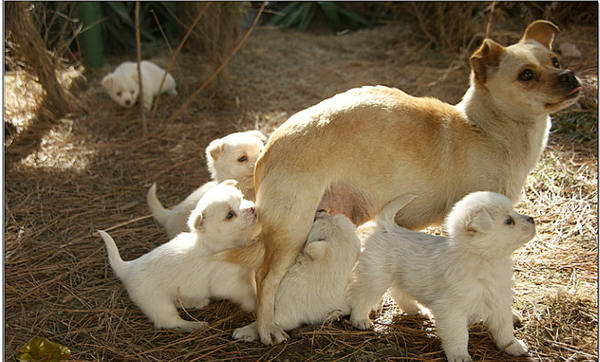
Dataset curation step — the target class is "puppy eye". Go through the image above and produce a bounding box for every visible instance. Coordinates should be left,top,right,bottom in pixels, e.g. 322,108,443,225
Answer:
505,217,514,226
519,69,534,81
131,90,135,94
237,155,248,163
226,211,236,220
552,57,560,68
116,92,122,96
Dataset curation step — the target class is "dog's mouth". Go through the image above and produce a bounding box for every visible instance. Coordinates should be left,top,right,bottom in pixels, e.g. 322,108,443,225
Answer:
545,86,582,108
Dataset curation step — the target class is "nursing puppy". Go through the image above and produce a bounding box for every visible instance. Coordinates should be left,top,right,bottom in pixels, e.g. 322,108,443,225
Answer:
98,180,257,332
347,192,535,362
147,130,266,238
232,210,360,341
220,20,582,345
101,60,177,110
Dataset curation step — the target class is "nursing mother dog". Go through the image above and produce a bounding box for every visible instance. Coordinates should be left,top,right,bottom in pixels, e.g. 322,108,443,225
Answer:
223,20,582,345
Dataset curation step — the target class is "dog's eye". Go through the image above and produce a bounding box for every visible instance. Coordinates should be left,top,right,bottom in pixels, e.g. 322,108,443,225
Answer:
552,57,560,68
226,211,236,220
505,217,514,226
237,155,248,163
116,92,122,96
519,69,534,81
131,90,135,94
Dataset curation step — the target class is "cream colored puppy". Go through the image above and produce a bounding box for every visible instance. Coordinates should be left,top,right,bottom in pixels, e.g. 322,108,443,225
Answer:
147,130,266,238
101,60,177,110
220,20,581,345
232,210,360,341
98,181,257,332
347,192,535,362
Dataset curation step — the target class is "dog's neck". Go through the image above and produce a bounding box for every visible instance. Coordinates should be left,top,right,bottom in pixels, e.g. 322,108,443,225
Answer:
456,84,551,202
194,232,248,255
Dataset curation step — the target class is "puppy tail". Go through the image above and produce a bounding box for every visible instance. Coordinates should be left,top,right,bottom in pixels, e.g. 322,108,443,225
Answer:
378,194,418,229
97,230,128,278
146,183,168,227
212,239,265,268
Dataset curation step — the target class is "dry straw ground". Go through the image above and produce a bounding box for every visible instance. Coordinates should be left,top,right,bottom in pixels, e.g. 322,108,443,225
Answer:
5,13,598,362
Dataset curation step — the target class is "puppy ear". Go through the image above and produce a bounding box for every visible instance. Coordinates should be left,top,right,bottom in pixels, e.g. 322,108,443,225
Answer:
206,139,226,161
101,75,114,90
469,39,505,83
189,211,204,232
465,209,495,235
222,179,238,187
304,240,329,260
248,130,267,142
520,20,560,49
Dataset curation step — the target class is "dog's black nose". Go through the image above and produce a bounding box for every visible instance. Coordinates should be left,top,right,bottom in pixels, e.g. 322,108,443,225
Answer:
559,70,580,87
125,100,131,105
525,216,535,224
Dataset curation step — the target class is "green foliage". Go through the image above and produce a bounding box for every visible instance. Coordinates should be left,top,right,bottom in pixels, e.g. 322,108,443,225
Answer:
268,2,371,32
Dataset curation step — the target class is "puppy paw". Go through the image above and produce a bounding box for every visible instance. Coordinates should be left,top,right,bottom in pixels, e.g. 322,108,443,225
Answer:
173,320,208,332
259,324,289,346
233,322,259,342
503,338,528,356
512,309,523,325
351,317,373,330
445,352,472,362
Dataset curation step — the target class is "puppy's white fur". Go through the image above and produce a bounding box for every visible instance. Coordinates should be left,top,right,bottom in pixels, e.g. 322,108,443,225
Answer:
232,211,360,341
99,181,257,332
147,130,266,238
101,60,177,110
347,192,535,362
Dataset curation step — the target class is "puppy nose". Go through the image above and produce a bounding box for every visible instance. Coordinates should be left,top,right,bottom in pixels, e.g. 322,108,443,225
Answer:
125,100,131,105
525,216,535,224
248,206,255,214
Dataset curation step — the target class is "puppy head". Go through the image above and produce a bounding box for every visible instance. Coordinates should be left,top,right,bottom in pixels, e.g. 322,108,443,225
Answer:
205,131,267,183
303,210,358,261
101,72,139,108
469,20,582,118
187,180,257,247
445,192,536,257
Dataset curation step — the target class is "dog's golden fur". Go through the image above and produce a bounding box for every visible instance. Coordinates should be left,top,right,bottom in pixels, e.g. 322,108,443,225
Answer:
224,20,582,345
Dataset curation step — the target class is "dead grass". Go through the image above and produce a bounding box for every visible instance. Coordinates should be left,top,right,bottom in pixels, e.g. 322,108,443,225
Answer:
4,18,598,362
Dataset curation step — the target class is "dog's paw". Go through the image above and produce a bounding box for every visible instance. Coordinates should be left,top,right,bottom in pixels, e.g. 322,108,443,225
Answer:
233,322,259,342
259,324,289,346
503,338,528,356
445,352,473,362
351,316,373,330
512,309,523,325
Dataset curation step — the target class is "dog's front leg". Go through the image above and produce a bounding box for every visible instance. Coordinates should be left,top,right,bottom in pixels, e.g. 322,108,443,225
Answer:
434,311,472,362
485,307,528,356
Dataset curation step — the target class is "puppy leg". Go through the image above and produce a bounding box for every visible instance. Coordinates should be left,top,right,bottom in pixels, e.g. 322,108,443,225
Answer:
388,286,424,316
347,265,392,330
233,321,259,342
137,296,207,332
485,308,528,356
435,311,472,362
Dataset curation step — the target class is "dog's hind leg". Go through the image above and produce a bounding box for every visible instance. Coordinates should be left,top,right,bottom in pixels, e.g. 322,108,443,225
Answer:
388,286,425,316
137,296,207,332
346,266,392,330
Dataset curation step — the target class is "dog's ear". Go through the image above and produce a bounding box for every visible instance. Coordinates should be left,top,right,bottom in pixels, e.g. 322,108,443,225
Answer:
206,139,226,161
222,179,238,187
101,75,114,90
304,240,329,260
248,130,267,142
465,209,495,235
520,20,560,49
189,211,204,232
469,39,505,83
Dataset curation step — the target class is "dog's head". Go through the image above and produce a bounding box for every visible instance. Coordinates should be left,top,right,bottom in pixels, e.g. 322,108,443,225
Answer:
469,20,582,118
445,191,536,257
188,180,258,248
101,71,139,108
303,210,359,261
205,131,267,183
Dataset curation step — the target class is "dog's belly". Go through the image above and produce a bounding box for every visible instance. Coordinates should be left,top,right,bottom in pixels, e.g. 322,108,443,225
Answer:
318,183,375,226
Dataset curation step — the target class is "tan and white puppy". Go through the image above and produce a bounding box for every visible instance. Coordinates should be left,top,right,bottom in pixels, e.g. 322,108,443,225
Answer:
98,181,257,332
101,60,177,110
232,210,360,341
220,20,582,345
147,130,266,239
347,192,535,362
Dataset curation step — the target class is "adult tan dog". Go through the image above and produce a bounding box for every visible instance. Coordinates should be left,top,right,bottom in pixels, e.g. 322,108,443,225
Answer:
224,20,582,345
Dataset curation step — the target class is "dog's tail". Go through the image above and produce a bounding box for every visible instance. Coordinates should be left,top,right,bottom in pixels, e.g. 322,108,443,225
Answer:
147,183,168,227
378,194,417,230
97,230,129,278
212,239,265,268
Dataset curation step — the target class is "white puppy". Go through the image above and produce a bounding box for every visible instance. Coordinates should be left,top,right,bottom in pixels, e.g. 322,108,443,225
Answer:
98,180,258,332
147,130,266,239
101,60,177,110
233,210,361,341
347,192,535,362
